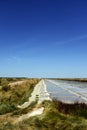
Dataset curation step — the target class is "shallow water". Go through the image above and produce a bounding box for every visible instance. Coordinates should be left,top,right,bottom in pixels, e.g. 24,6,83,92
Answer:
44,80,87,104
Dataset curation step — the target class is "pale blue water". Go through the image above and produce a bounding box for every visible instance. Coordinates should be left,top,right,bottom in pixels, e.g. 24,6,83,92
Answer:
44,80,87,103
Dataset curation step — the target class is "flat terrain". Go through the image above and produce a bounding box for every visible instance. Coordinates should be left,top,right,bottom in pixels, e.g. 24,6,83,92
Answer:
45,79,87,103
0,78,87,130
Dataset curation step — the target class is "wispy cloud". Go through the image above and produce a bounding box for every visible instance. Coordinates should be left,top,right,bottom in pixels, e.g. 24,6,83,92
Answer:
22,34,87,53
55,34,87,45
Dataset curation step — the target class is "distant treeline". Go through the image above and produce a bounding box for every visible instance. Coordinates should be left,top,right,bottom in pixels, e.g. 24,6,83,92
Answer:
46,78,87,82
0,78,25,84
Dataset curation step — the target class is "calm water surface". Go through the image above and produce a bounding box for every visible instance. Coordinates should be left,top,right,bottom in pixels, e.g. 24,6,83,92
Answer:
44,80,87,103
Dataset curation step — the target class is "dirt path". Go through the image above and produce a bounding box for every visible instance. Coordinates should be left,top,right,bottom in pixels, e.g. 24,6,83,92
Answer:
13,107,44,124
0,80,45,125
0,105,44,125
9,80,25,87
17,80,51,109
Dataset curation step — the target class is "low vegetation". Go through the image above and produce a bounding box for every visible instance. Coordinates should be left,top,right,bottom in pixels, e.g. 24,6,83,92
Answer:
0,100,87,130
0,78,40,115
0,77,25,85
52,78,87,82
12,101,37,115
0,78,87,130
53,98,87,119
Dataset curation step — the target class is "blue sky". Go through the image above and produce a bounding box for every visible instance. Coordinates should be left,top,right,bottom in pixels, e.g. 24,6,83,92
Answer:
0,0,87,77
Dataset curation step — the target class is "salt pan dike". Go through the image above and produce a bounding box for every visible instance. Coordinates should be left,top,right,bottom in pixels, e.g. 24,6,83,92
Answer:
17,80,51,109
18,79,87,109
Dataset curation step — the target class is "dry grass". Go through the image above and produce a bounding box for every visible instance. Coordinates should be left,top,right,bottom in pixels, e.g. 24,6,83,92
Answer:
0,78,87,130
0,100,87,130
0,78,40,115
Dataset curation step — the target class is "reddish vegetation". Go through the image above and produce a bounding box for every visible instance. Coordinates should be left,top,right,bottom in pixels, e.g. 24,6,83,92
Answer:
53,98,87,118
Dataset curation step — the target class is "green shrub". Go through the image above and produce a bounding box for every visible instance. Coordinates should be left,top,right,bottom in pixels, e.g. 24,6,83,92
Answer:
0,103,16,115
12,101,37,115
1,85,10,91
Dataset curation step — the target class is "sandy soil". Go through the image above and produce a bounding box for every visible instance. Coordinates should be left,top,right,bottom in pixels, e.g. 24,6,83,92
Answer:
9,81,25,87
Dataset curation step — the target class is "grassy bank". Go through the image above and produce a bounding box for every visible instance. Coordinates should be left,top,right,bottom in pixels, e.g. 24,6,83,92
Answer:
53,99,87,119
0,78,87,130
0,78,40,115
0,101,87,130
